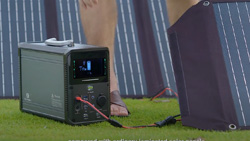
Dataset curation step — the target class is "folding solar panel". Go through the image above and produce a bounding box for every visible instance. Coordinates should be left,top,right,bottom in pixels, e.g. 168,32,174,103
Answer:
168,0,250,130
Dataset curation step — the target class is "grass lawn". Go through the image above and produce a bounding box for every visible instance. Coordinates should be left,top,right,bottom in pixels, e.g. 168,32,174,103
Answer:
0,98,250,141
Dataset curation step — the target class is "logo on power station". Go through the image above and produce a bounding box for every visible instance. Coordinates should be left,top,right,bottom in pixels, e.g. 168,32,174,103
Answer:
88,85,94,91
26,93,30,99
24,93,31,101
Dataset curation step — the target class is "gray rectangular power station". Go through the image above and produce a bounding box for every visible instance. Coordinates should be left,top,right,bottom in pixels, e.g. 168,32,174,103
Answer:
19,42,110,125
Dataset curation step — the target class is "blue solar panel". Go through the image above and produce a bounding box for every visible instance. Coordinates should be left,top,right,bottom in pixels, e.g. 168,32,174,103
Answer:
0,0,47,98
56,0,85,42
214,2,250,127
115,0,147,96
148,0,176,96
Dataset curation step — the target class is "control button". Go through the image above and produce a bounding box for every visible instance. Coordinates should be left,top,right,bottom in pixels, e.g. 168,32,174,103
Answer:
84,104,88,109
96,112,100,118
96,95,107,107
83,114,88,118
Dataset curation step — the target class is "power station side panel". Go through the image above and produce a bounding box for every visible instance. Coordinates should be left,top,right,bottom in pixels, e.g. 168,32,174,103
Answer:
20,49,65,120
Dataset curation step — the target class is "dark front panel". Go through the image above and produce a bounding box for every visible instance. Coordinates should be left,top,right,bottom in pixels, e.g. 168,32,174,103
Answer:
213,1,250,127
67,50,110,124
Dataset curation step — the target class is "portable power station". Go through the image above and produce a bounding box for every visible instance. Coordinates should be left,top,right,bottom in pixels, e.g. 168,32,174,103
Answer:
19,42,110,125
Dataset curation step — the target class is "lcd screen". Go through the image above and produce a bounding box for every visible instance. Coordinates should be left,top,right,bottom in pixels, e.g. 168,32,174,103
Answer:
73,58,107,79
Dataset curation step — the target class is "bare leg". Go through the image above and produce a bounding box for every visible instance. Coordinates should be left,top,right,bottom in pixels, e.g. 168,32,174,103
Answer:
79,0,128,116
166,0,199,26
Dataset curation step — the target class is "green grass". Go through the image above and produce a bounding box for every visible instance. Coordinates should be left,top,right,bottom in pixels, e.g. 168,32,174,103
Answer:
0,99,250,141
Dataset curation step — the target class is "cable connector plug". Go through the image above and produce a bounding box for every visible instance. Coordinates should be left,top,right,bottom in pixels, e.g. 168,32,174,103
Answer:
155,116,177,127
75,97,81,101
108,119,123,128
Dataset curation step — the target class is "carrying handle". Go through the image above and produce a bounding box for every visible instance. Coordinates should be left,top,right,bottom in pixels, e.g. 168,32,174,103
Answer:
45,38,74,47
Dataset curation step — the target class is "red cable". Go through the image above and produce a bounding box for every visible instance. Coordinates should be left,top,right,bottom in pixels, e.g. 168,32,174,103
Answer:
151,88,178,101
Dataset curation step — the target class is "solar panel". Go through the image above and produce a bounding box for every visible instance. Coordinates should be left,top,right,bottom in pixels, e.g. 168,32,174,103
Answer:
168,0,250,130
115,0,146,96
148,0,176,96
214,1,250,127
0,0,47,98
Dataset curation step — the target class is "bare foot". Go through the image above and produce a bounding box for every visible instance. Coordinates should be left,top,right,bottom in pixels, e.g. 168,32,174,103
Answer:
111,104,129,116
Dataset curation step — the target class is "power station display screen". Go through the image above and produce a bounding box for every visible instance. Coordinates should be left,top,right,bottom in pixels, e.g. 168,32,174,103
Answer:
73,58,107,79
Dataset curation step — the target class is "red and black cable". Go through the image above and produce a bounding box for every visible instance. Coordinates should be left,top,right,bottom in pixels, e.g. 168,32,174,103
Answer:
76,87,181,129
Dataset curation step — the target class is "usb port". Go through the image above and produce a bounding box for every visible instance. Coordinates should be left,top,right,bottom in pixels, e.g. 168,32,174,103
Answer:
82,95,88,101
